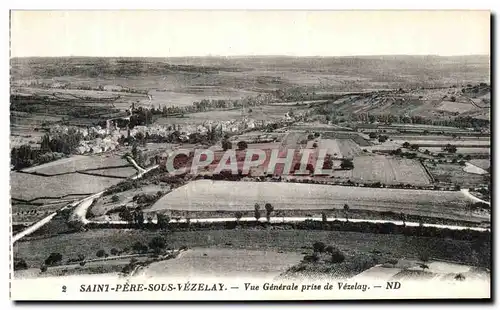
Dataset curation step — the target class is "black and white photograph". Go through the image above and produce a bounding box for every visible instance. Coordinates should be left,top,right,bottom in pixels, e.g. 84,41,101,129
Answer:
8,10,491,300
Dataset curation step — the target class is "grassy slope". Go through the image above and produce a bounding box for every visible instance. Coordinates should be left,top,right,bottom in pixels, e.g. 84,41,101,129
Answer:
14,229,481,269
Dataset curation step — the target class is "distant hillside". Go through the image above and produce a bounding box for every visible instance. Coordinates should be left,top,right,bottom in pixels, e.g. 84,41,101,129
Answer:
10,55,490,93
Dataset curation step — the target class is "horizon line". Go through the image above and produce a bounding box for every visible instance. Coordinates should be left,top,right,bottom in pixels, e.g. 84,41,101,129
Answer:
10,54,491,59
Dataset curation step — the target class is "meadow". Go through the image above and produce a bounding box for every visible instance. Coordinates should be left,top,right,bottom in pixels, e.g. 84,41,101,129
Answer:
146,180,483,223
332,155,432,186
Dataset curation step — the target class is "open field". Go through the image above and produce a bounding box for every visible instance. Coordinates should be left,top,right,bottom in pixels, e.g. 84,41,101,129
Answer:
22,154,132,175
144,88,258,108
420,147,490,155
13,229,487,272
463,163,487,175
392,140,490,147
141,248,304,279
468,159,490,170
332,155,432,186
146,180,484,222
391,135,490,142
317,139,343,158
337,139,363,158
437,101,477,113
424,163,488,188
320,132,371,147
10,172,123,201
154,105,305,126
82,167,138,178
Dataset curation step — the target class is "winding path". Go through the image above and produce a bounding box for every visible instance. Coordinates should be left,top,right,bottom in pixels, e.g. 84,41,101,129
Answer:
12,157,157,243
461,189,491,206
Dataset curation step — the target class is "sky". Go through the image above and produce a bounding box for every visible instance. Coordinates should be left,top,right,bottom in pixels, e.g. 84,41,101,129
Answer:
10,10,491,57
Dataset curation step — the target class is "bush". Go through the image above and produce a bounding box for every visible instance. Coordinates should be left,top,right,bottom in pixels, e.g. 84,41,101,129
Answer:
96,249,107,258
14,257,28,270
79,261,86,266
330,249,346,264
111,195,120,203
44,252,63,266
325,245,335,254
149,236,167,254
110,248,119,256
40,265,47,272
132,242,148,254
386,258,399,265
340,158,354,170
378,135,388,143
237,141,248,150
303,253,320,263
313,241,326,253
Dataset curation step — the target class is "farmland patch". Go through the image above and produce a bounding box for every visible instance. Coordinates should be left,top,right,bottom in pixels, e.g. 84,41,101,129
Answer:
146,180,482,222
10,172,123,201
424,163,488,188
468,159,490,170
141,248,303,279
337,139,362,158
332,155,431,186
437,101,476,113
22,155,131,175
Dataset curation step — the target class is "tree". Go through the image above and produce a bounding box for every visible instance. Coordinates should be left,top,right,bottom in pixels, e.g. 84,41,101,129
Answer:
378,135,388,143
321,212,327,223
237,141,248,150
443,144,457,153
14,257,28,270
131,143,139,160
325,245,335,254
235,211,243,222
157,213,170,229
454,273,465,281
96,249,107,258
110,248,119,256
419,252,429,264
132,241,148,254
133,209,145,227
40,133,51,153
118,207,134,223
111,195,120,203
420,264,429,271
222,140,232,151
402,142,411,148
149,236,167,254
330,249,346,263
340,159,354,170
343,204,350,222
368,132,378,139
254,203,261,221
135,132,146,146
265,203,274,222
44,253,63,266
399,212,407,227
313,241,326,253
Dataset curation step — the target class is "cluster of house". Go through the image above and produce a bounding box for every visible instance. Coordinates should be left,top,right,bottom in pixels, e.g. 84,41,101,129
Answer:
48,116,279,155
